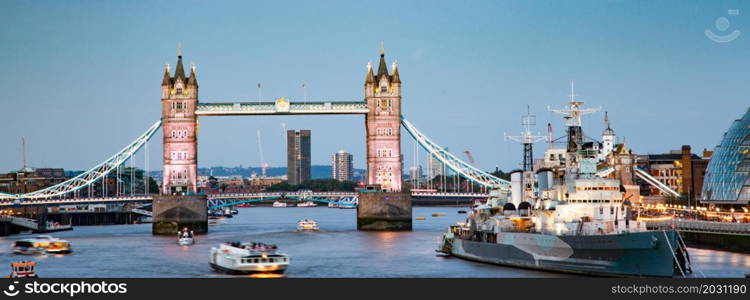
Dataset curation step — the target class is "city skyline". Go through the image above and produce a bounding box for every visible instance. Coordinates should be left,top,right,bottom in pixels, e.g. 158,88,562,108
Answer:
1,1,749,173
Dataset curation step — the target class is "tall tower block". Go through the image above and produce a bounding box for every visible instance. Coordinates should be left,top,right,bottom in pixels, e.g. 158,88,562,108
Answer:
161,49,199,195
364,46,403,192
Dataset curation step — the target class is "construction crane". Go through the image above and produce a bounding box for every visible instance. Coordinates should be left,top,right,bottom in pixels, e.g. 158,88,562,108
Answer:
463,150,475,164
21,136,27,170
256,129,268,178
280,122,287,167
462,150,476,193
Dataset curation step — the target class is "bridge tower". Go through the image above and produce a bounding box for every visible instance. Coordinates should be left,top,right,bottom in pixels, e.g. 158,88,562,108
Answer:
153,48,207,236
161,48,199,195
358,45,411,231
364,45,403,192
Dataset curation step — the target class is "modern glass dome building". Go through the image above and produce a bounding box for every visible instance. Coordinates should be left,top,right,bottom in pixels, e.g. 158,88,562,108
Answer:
701,107,750,205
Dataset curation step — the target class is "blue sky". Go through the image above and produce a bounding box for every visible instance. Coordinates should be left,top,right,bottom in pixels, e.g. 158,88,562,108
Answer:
1,0,748,173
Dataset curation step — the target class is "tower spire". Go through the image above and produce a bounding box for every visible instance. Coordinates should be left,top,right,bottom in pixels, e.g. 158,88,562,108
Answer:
162,63,171,86
188,62,198,86
376,42,389,78
174,44,186,82
365,61,375,84
390,60,400,83
604,111,610,129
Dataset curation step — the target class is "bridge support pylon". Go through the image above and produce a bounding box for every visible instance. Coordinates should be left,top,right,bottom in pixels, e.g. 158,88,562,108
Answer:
357,189,412,231
152,194,207,235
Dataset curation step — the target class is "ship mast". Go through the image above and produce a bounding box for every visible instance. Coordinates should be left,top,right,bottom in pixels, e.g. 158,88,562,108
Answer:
506,106,546,171
549,82,600,173
506,106,546,206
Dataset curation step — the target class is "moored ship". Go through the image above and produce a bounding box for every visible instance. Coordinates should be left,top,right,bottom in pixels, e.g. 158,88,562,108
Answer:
438,176,691,277
438,91,692,277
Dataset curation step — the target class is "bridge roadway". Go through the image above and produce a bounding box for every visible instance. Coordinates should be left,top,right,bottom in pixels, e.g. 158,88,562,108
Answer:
0,191,489,207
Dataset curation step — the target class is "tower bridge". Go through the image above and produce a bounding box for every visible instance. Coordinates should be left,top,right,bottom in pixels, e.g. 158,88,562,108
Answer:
0,46,511,233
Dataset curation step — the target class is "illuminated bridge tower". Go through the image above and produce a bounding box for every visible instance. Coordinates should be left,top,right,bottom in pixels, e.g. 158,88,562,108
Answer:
358,45,412,231
161,49,199,195
364,46,403,192
153,48,207,236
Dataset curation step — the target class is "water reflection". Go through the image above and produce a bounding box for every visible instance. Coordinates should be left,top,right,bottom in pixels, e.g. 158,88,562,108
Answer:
248,273,286,278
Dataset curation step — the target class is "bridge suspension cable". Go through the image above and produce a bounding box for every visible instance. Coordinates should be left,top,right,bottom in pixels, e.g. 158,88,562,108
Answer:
400,116,510,190
0,120,163,200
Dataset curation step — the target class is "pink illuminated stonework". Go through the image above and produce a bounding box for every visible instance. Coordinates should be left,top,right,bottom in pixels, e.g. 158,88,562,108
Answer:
161,53,199,194
364,50,403,192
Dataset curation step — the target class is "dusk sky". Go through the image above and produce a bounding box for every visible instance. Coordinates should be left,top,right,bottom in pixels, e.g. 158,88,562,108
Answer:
1,0,748,173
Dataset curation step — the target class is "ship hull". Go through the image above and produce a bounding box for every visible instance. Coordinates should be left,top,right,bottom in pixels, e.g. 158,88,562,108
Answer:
447,230,682,277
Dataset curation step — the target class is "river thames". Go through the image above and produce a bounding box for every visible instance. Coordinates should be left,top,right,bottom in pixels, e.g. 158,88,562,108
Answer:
1,206,748,278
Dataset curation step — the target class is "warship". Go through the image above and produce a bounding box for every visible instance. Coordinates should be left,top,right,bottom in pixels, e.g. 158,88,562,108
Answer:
438,88,692,277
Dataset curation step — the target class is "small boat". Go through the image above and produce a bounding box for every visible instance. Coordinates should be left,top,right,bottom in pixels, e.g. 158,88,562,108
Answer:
177,228,195,246
296,219,319,231
272,201,287,208
9,261,37,278
210,242,290,274
416,217,426,220
208,210,232,218
431,212,447,217
13,235,72,255
457,210,467,214
296,201,317,208
230,208,239,215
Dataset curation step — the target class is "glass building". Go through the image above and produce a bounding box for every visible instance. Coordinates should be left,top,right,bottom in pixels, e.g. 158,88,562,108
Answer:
701,107,750,205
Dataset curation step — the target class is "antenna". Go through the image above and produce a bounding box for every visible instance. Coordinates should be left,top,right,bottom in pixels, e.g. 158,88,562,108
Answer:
547,123,553,149
506,107,546,171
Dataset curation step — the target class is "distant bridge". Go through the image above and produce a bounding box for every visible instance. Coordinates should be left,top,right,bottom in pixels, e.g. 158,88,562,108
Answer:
0,191,489,208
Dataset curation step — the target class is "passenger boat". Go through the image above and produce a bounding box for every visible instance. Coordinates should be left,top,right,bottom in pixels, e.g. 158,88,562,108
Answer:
296,219,319,231
177,228,195,246
9,261,37,278
209,242,290,274
297,201,317,207
272,201,287,208
13,236,72,255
